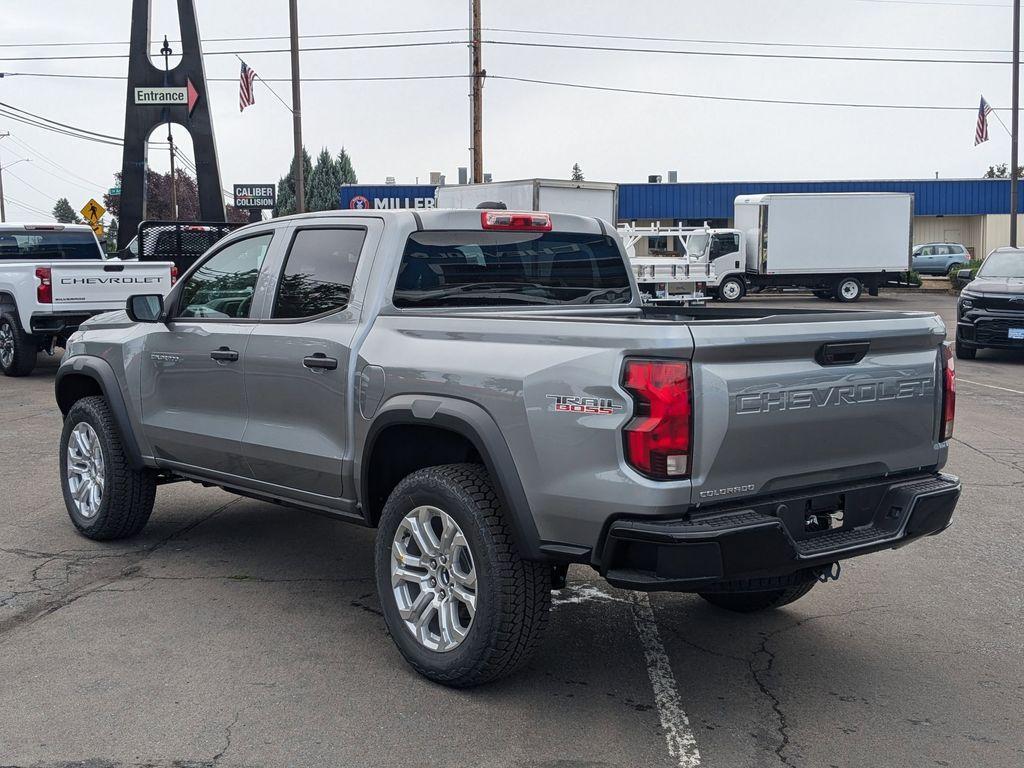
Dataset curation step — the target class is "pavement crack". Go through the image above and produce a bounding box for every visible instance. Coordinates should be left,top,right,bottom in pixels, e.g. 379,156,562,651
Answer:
212,711,241,765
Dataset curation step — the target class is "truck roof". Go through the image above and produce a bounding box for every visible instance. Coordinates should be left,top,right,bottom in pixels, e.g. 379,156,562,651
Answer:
0,222,97,233
266,208,610,233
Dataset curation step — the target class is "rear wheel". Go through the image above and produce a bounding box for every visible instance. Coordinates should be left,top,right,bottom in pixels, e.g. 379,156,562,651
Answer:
699,582,816,613
0,312,38,377
955,338,977,360
834,277,863,303
717,276,746,302
947,263,964,277
375,463,551,687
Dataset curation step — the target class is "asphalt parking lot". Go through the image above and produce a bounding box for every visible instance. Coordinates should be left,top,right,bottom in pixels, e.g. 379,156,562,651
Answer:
1,291,1021,768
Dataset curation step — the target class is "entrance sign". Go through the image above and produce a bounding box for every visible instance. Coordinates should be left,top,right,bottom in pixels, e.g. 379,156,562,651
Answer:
134,87,187,105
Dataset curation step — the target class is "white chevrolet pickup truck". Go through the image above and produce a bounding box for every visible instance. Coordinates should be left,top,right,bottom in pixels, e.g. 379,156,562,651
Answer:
0,223,175,376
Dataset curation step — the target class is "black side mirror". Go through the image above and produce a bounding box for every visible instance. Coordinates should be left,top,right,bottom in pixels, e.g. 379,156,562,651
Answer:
956,269,973,281
126,294,165,323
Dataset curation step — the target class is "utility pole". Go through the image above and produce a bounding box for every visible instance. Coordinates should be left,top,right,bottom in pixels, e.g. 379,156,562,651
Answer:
469,0,484,184
0,132,8,223
161,36,178,220
1013,0,1021,246
289,0,305,213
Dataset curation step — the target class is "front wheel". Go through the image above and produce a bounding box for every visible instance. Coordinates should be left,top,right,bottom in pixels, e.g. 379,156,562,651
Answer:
955,338,977,360
0,312,38,377
60,396,157,540
375,463,551,687
699,582,816,612
835,277,863,303
717,276,746,302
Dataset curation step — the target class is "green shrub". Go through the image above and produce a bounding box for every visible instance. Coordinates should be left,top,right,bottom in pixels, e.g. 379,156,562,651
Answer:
948,260,981,291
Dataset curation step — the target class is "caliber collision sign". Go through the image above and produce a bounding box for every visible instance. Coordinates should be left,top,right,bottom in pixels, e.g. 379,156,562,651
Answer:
233,184,276,209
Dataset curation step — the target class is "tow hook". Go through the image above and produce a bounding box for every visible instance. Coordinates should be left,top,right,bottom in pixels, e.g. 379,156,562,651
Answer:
817,562,842,583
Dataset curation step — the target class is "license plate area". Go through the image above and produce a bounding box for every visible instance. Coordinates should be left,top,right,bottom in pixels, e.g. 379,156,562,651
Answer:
775,486,886,542
1009,327,1024,340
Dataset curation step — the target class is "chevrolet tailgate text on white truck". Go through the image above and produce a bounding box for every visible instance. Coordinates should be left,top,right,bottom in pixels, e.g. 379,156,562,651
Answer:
0,223,175,376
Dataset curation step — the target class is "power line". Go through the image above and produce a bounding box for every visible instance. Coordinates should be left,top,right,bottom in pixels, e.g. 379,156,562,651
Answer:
6,134,106,188
0,39,463,63
0,101,121,141
4,195,52,218
0,27,468,49
484,27,1012,55
2,71,468,83
489,74,990,111
484,39,1016,65
0,109,123,146
4,170,53,201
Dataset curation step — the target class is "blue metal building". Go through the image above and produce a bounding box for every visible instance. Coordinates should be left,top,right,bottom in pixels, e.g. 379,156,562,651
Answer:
617,179,1024,221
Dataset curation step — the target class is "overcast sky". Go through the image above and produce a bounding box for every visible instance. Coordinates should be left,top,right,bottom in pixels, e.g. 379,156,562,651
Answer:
0,0,1019,221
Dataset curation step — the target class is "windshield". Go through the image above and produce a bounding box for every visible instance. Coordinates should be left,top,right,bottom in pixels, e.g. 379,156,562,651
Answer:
978,251,1024,278
393,230,633,308
0,230,102,260
686,232,709,258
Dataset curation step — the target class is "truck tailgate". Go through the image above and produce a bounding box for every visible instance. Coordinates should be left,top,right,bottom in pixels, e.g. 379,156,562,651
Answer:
49,261,173,311
689,312,947,504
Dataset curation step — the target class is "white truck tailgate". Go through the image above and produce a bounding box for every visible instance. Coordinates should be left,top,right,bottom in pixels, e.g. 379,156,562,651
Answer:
50,261,173,311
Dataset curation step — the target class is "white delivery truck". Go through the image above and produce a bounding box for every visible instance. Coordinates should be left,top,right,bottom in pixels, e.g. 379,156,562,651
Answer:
435,179,618,223
687,192,914,302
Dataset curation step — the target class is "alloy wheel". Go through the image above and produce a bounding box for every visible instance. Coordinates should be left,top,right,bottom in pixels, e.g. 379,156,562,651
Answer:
390,505,477,652
66,422,105,519
0,321,14,369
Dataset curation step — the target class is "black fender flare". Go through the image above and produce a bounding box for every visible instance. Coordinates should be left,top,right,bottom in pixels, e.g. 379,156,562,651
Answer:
55,355,145,470
360,395,545,561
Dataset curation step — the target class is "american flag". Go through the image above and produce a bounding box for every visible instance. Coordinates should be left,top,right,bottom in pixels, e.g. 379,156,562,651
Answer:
975,95,992,146
239,60,257,112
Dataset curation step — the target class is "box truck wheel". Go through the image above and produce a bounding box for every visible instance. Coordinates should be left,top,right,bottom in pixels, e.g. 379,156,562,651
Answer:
835,277,863,303
717,276,746,302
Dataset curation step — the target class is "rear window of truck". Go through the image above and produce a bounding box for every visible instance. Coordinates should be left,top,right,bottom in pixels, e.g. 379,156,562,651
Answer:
0,230,102,260
393,230,632,307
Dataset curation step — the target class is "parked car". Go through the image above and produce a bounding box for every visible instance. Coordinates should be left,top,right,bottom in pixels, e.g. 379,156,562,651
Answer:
0,222,175,376
912,242,971,276
955,246,1024,359
54,209,960,687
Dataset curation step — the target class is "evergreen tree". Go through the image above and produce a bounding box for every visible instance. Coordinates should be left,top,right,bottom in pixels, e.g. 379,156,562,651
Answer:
308,147,343,211
53,197,81,223
571,163,585,182
273,147,313,217
336,147,358,185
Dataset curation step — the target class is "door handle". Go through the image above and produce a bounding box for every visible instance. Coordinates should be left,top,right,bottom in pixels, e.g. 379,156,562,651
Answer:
210,347,239,362
303,353,338,371
815,341,870,367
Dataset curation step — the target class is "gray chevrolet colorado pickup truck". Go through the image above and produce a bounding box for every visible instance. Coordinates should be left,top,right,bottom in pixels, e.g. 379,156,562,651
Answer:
54,209,960,687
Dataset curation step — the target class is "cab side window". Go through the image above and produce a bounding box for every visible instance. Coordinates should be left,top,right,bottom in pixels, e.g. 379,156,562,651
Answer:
176,234,273,319
273,228,366,319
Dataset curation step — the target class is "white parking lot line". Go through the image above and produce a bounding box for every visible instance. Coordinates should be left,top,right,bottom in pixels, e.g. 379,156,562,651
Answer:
958,378,1024,396
629,592,702,768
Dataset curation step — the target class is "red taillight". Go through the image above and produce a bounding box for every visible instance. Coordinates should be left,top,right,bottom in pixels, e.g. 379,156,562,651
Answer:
622,359,692,479
480,210,552,231
170,264,179,285
35,267,52,304
941,342,955,441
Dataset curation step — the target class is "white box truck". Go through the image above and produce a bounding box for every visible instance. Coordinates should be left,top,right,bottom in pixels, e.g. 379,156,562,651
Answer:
435,179,618,223
686,192,913,302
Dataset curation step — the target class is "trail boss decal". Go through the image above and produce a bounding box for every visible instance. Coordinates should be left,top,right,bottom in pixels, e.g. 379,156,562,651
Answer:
546,395,623,415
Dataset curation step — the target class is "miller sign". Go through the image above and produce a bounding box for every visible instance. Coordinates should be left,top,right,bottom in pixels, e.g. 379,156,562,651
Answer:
349,195,436,210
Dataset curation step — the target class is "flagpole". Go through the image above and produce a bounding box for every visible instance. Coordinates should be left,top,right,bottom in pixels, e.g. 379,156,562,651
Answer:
1011,0,1020,247
234,54,293,113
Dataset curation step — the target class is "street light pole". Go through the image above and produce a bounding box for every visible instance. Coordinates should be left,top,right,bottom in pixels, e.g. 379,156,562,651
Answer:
1012,0,1020,246
289,0,305,213
0,156,31,224
161,36,178,220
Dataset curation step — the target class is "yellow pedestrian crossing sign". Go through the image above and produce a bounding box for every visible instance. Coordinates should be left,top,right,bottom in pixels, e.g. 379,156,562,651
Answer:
81,198,105,224
89,221,105,239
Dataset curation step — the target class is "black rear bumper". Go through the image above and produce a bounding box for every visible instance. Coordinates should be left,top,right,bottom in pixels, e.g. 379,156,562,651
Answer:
599,473,959,592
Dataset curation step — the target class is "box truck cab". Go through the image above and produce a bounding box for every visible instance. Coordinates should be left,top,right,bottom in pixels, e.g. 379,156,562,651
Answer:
687,193,914,302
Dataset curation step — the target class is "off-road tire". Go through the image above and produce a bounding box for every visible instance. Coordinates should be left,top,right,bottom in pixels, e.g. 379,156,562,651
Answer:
699,581,816,613
0,311,38,377
59,395,157,540
375,463,551,687
955,338,977,360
